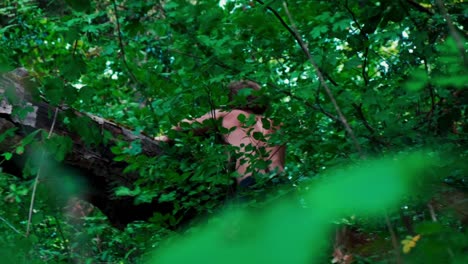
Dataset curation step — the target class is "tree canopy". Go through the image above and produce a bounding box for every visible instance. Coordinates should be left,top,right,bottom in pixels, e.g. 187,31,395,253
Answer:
0,0,466,263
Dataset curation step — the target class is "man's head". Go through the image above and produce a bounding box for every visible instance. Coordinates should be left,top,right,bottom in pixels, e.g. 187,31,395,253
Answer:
227,80,267,114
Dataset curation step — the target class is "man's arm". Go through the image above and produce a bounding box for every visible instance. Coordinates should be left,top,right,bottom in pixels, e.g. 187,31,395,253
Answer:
154,109,227,142
177,109,226,127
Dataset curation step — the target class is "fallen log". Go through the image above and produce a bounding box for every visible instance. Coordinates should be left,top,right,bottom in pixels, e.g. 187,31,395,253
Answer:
0,68,180,228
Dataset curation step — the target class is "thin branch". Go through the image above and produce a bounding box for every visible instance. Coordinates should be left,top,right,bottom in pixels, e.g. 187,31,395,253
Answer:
344,0,370,86
279,88,339,122
352,103,375,134
385,213,402,264
315,83,339,121
423,59,437,132
111,0,158,114
255,0,338,87
254,0,299,47
26,108,59,236
427,202,438,222
53,214,71,253
435,0,466,65
0,216,22,235
281,1,363,156
352,103,389,147
362,47,370,86
344,0,363,32
405,0,434,15
111,0,139,84
399,209,414,234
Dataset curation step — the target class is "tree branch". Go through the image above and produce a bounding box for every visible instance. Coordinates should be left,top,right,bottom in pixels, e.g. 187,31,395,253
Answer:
405,0,434,15
362,47,370,86
111,0,138,83
254,0,338,87
344,0,363,32
352,103,375,134
0,216,22,235
435,0,466,65
26,108,59,236
385,213,402,264
110,0,157,113
281,2,363,156
268,79,339,122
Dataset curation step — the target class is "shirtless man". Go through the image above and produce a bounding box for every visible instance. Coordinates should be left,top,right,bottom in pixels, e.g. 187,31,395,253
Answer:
156,80,285,187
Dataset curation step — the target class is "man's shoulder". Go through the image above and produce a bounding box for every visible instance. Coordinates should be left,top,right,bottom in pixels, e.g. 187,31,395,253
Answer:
216,109,256,125
226,109,259,116
221,109,261,121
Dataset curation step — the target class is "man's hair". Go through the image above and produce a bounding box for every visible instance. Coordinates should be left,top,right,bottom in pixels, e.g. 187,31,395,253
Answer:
227,80,267,114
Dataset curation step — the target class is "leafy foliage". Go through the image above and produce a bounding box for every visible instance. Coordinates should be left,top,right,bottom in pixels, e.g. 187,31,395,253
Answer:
0,0,467,263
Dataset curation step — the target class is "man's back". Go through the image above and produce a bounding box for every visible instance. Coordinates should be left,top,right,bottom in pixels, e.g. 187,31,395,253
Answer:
211,109,285,183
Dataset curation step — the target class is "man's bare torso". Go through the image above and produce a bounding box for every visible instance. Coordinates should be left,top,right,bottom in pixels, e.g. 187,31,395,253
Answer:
189,109,285,183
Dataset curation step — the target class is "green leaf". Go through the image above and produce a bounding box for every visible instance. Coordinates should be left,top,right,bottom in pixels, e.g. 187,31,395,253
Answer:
46,135,73,161
261,118,271,130
2,152,12,161
124,140,143,156
0,127,17,143
42,77,65,105
159,191,177,202
433,74,468,88
0,54,14,73
151,153,432,264
164,1,179,10
31,212,44,225
237,113,246,123
404,69,428,92
20,130,41,146
415,222,445,235
15,146,24,155
68,117,101,146
65,0,92,12
252,132,264,140
115,186,141,197
310,25,328,39
62,56,87,80
237,88,254,98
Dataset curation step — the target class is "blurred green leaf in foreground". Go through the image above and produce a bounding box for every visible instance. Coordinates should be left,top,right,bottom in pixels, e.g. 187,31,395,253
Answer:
150,153,431,264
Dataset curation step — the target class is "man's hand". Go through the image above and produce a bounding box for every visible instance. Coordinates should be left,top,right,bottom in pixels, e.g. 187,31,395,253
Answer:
154,135,170,142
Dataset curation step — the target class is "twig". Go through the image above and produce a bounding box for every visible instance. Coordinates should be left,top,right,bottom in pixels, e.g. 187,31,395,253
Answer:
0,216,22,235
344,0,369,86
315,83,339,121
352,103,375,134
362,47,370,86
435,0,466,65
405,0,434,15
263,81,339,121
281,1,363,157
111,0,138,83
53,214,71,253
279,89,339,121
26,108,59,236
352,103,389,148
254,0,299,48
427,202,438,222
399,209,414,234
111,0,158,114
385,213,402,264
254,0,338,86
344,0,363,32
423,60,437,132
